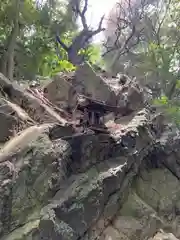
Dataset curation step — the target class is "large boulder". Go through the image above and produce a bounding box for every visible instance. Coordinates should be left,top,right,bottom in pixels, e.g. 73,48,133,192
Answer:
0,106,155,240
105,73,145,111
41,64,145,118
43,72,78,110
74,64,145,113
74,63,117,105
0,125,72,238
31,109,157,240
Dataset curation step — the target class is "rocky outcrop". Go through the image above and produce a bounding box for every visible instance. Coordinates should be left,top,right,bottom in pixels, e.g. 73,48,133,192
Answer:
0,73,68,125
0,64,179,240
43,63,145,111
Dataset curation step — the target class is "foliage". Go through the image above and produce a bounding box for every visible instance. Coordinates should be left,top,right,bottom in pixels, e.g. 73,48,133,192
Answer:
142,0,180,126
104,0,180,127
0,0,102,80
79,44,104,66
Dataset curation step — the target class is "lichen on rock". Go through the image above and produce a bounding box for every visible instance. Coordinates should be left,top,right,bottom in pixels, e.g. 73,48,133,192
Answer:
0,64,179,240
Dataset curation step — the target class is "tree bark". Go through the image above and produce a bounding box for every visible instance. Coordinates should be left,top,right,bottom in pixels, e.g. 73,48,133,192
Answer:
0,0,21,81
56,0,105,65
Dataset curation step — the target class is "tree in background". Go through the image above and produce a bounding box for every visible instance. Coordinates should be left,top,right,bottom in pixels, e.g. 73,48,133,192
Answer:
103,0,159,75
0,0,74,80
103,0,180,126
56,0,105,65
0,0,104,81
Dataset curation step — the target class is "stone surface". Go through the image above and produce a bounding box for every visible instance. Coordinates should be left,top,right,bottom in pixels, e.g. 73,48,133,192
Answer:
0,98,34,143
0,74,68,125
150,230,179,240
43,73,78,110
0,69,179,240
0,126,71,238
74,63,117,105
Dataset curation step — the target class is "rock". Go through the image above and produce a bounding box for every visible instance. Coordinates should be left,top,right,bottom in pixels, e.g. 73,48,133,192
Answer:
115,79,145,111
135,168,180,217
151,230,179,240
49,124,76,140
43,73,78,110
35,109,156,240
0,125,50,162
0,98,34,143
0,220,40,240
74,63,117,105
0,69,180,240
0,125,71,237
113,216,143,239
127,85,144,111
0,73,12,89
63,132,112,172
39,208,78,240
103,73,145,111
0,98,34,124
73,64,145,126
0,73,68,125
0,112,17,143
100,226,129,240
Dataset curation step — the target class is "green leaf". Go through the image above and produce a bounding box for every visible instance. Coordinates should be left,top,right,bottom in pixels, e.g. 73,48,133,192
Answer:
175,80,180,89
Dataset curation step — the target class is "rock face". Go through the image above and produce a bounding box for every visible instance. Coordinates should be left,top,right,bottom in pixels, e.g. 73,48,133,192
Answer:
43,72,78,110
0,64,179,240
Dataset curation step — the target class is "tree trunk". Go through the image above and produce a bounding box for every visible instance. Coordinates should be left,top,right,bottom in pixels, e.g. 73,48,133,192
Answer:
0,0,21,81
7,19,19,81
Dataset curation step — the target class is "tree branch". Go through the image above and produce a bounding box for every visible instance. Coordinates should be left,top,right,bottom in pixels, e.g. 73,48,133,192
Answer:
103,0,148,58
75,0,88,29
55,35,69,52
56,0,105,65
